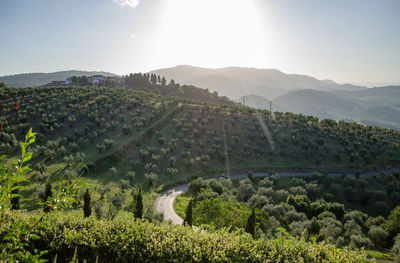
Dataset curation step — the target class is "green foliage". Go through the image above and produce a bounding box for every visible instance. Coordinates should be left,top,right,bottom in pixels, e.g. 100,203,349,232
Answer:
188,177,208,196
0,129,82,262
384,205,400,238
193,195,252,229
0,211,372,262
0,128,35,209
392,234,400,260
368,226,389,249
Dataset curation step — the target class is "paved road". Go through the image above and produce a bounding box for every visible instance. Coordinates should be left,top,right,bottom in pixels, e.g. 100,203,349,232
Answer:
154,167,400,225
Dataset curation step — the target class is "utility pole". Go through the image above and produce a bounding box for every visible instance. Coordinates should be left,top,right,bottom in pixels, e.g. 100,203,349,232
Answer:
243,96,245,106
270,101,272,113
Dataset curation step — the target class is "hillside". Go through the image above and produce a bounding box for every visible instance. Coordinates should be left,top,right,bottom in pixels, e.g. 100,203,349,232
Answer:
274,86,400,129
2,85,399,197
0,70,118,87
150,65,366,100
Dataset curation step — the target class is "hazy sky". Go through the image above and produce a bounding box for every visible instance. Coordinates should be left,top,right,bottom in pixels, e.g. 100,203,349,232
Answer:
0,0,399,86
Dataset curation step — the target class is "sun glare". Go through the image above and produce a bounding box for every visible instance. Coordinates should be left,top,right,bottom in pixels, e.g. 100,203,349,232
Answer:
156,0,270,68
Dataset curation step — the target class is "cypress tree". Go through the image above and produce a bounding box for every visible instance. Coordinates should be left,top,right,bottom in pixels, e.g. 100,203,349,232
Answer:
245,208,256,238
43,181,53,212
10,187,20,210
161,76,166,86
183,199,193,227
83,189,92,218
134,188,143,219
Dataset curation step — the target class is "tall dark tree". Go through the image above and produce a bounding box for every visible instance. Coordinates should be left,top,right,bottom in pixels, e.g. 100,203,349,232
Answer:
83,189,92,218
43,181,53,212
184,199,193,227
157,75,161,83
161,76,167,86
134,188,143,219
10,187,20,210
150,74,157,85
245,208,256,238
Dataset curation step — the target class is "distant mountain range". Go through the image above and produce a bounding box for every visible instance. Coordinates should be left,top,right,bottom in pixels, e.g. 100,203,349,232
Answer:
150,65,367,99
0,70,117,87
150,65,400,129
274,86,400,130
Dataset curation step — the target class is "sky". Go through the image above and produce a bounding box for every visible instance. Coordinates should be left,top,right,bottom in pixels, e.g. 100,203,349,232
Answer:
0,0,399,86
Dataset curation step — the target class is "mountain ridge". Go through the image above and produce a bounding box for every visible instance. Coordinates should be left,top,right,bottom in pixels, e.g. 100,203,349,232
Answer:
149,65,367,100
274,86,400,129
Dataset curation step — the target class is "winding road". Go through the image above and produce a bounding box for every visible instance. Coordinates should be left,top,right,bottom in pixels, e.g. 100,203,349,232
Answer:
154,168,400,225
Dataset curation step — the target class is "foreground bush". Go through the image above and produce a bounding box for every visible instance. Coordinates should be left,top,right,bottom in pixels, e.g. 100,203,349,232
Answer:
0,211,372,263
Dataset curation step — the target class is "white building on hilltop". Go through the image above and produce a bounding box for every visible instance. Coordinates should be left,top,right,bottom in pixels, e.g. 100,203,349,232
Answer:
89,75,105,84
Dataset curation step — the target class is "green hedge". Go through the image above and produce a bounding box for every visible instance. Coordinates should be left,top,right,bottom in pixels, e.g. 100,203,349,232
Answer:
1,211,371,263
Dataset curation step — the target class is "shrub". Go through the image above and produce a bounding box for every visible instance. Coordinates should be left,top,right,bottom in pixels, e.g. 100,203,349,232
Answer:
289,186,307,196
366,216,385,228
392,234,400,260
119,179,130,191
274,189,289,203
282,210,307,225
350,234,372,249
93,200,106,219
344,210,368,227
237,179,255,202
110,192,125,210
384,205,400,238
0,211,372,262
368,226,389,249
319,217,343,240
344,220,363,238
188,178,208,196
